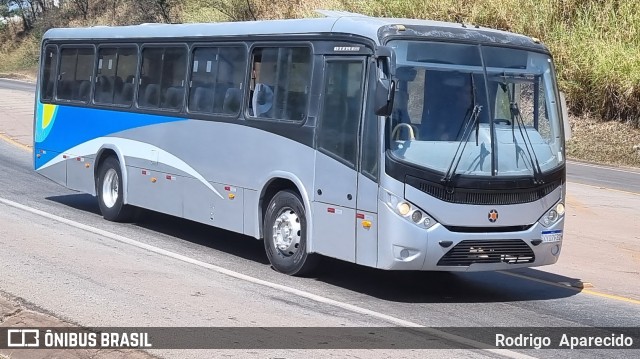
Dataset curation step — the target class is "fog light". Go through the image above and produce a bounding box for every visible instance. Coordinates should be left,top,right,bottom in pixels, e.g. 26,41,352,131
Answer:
400,249,410,259
397,202,411,216
411,211,422,223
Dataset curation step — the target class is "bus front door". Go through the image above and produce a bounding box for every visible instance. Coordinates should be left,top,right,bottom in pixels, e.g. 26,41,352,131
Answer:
312,57,367,263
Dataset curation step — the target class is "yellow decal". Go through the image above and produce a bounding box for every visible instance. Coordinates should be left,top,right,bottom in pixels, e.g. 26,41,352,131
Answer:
42,104,57,129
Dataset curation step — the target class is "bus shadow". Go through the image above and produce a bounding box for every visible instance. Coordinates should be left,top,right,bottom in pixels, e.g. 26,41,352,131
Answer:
46,193,581,304
312,258,583,303
46,193,102,215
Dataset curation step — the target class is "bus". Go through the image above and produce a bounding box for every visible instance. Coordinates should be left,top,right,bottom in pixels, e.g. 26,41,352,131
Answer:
34,10,570,276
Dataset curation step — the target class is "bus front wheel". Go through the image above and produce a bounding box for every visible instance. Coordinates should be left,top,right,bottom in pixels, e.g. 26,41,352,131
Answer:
264,190,319,276
97,156,135,222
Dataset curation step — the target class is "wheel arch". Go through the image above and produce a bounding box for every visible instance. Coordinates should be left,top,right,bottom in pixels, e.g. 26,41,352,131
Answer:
257,172,314,251
94,144,129,204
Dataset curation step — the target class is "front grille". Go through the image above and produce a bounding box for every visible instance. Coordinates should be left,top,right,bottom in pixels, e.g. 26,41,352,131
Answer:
409,179,560,205
443,225,533,233
437,239,535,266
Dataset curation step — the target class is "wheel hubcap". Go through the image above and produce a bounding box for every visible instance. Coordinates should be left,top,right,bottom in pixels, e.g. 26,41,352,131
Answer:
102,168,119,208
272,208,301,256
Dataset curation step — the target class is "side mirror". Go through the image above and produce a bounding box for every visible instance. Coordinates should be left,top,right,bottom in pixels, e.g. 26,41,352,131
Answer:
375,78,395,117
374,46,396,117
559,91,571,140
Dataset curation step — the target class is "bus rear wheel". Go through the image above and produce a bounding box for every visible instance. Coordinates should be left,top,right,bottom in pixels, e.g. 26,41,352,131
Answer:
264,190,319,276
97,156,135,222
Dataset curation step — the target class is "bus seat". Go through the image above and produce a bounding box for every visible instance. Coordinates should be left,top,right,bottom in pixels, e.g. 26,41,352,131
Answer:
112,76,124,95
212,83,231,112
192,87,214,112
223,88,241,114
252,83,274,117
57,81,73,100
140,83,160,107
95,75,112,103
77,80,91,102
116,83,134,106
163,86,184,109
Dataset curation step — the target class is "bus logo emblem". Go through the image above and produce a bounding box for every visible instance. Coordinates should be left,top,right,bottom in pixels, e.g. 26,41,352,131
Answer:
488,210,499,223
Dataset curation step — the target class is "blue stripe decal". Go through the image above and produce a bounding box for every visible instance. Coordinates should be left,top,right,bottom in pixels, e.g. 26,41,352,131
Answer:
35,104,186,167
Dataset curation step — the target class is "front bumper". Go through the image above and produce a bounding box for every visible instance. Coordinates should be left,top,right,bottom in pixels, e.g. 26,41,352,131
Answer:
377,199,563,271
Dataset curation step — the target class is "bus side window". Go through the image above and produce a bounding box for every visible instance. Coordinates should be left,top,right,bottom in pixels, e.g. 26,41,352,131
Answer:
248,46,311,122
41,46,57,101
188,46,246,115
56,47,94,103
138,46,187,111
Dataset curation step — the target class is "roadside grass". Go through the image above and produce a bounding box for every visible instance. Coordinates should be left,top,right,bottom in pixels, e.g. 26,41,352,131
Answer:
0,34,40,76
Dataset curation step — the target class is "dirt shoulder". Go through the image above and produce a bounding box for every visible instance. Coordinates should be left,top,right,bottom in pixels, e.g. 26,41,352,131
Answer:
0,293,155,359
567,115,640,168
0,72,36,83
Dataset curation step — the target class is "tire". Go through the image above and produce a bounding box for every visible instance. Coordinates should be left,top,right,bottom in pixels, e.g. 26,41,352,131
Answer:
264,190,319,276
96,156,136,222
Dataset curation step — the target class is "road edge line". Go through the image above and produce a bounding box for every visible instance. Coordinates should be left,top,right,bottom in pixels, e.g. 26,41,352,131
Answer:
0,132,32,152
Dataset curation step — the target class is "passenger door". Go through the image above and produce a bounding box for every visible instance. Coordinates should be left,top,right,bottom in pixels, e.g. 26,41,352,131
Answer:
313,57,367,262
356,59,380,267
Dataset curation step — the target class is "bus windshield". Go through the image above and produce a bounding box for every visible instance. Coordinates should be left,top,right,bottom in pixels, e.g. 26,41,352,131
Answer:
387,40,564,178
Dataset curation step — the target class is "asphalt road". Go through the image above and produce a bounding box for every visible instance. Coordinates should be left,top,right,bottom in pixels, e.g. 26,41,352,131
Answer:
0,78,35,92
0,79,639,358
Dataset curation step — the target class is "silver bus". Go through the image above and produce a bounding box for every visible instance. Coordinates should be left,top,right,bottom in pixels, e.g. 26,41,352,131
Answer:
34,11,569,275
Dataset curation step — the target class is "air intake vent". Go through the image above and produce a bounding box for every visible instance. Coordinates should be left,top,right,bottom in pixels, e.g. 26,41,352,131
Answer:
437,239,535,266
407,177,560,205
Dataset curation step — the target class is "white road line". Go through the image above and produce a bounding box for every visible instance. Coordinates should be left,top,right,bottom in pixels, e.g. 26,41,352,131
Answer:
567,160,640,175
0,196,534,359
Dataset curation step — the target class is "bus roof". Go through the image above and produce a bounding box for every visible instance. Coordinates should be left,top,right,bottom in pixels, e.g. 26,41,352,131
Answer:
42,12,546,51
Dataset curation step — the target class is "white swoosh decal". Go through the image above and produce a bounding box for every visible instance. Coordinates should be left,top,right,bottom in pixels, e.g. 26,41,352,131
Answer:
39,137,224,199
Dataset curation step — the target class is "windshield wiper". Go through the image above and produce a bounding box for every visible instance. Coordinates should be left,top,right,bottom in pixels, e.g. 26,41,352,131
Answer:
442,104,482,188
441,75,483,189
510,100,544,184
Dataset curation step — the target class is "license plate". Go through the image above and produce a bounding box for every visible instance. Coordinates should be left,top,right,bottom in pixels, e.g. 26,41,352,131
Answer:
541,230,563,243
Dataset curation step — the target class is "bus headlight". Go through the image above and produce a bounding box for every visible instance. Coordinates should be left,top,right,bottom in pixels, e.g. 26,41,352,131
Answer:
382,190,437,229
397,202,411,216
539,202,564,227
